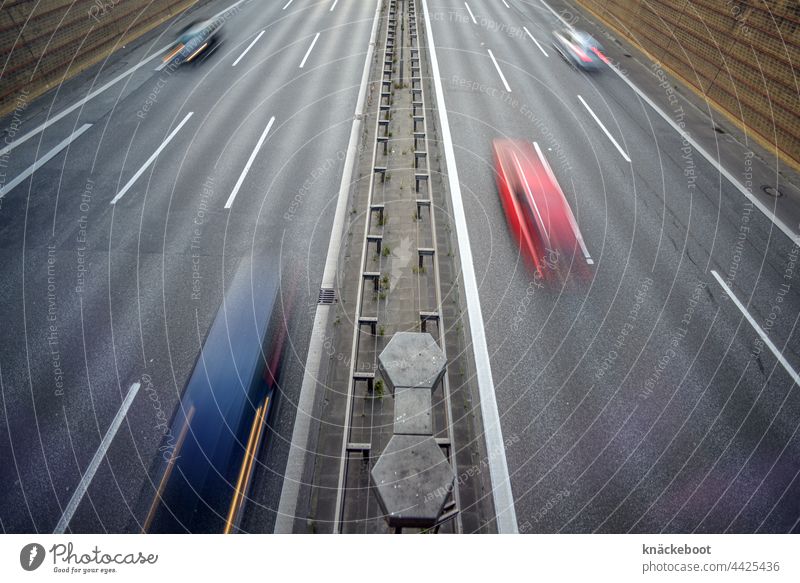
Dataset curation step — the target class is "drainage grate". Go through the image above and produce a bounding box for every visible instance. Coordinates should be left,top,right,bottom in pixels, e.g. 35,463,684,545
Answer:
317,287,336,304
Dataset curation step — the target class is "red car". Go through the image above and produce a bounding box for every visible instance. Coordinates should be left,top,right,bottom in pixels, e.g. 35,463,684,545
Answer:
492,139,590,279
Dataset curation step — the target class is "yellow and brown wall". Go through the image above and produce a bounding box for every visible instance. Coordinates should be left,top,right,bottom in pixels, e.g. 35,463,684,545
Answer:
574,0,800,168
0,0,198,116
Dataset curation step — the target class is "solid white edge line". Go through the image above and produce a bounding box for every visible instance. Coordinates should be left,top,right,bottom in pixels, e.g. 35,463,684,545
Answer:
422,0,518,533
711,271,800,386
0,0,251,157
533,141,594,264
232,30,265,67
110,111,194,204
577,94,632,163
282,0,294,9
464,1,477,24
537,0,799,246
0,123,92,198
523,26,548,57
605,59,800,246
502,0,510,7
299,32,321,69
0,53,159,157
487,49,512,93
274,0,383,533
330,0,339,11
53,382,141,533
224,115,275,209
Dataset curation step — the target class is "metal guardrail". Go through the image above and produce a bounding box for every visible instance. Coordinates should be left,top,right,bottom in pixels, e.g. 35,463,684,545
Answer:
332,0,461,534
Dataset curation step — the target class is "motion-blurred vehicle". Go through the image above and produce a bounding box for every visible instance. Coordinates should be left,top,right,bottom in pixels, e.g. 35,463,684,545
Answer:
163,18,224,66
144,256,294,533
552,28,608,71
492,139,587,280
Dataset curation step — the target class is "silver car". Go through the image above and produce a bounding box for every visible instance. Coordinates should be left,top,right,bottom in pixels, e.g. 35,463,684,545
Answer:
552,29,607,71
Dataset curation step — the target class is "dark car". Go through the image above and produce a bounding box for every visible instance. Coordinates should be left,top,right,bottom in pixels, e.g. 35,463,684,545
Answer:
143,256,295,533
163,18,224,66
552,28,608,71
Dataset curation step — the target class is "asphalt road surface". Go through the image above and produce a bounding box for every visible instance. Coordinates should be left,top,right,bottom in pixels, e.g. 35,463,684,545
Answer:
0,0,378,533
1,0,798,535
425,0,800,533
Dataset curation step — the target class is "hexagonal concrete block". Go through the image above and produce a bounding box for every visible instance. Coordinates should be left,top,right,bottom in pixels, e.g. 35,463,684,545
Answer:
371,434,455,528
378,332,446,394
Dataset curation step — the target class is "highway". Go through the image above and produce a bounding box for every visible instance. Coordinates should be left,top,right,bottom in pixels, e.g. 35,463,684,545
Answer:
0,0,798,535
0,0,378,533
424,0,800,533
